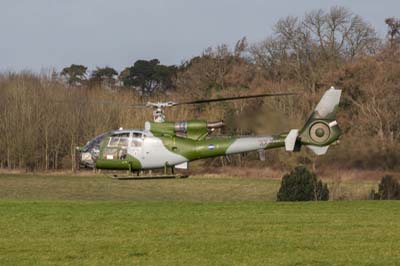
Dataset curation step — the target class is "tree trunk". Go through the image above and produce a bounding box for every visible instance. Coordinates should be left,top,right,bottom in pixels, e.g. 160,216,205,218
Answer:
45,129,49,171
7,147,10,170
54,151,58,170
71,136,76,172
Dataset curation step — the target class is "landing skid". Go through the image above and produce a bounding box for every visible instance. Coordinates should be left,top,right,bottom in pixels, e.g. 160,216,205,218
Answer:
103,165,189,180
110,174,189,180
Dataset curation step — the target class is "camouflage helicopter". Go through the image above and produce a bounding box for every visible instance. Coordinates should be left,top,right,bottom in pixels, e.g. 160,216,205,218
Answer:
79,87,342,178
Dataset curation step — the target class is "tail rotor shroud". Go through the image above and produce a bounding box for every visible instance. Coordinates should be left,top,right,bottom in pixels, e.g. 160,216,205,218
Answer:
284,87,342,155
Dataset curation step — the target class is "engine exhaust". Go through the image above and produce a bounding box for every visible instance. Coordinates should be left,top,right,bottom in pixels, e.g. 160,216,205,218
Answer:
207,120,225,129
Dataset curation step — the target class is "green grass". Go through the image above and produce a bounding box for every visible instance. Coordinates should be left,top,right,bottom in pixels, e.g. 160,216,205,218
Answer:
0,174,280,201
0,174,397,265
1,201,400,266
0,174,377,201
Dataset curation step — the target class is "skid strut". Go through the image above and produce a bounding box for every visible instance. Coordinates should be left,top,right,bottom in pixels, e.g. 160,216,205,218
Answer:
107,166,188,180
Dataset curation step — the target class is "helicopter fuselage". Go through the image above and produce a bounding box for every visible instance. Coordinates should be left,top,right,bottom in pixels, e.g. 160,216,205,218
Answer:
80,129,285,171
79,88,343,172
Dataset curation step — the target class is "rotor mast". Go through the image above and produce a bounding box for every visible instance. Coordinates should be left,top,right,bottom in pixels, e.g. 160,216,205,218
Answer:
146,102,176,123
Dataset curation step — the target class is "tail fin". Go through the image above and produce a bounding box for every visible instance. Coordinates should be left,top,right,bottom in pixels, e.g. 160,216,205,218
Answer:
284,87,342,155
309,87,341,121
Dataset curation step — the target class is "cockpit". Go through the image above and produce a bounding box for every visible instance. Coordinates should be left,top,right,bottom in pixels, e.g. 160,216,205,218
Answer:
80,129,145,168
80,131,108,168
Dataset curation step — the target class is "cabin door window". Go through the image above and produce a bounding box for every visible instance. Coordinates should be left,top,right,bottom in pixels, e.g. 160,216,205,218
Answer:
129,132,143,158
103,132,130,160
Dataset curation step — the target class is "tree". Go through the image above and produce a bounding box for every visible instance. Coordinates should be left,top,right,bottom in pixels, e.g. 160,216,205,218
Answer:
250,6,378,91
277,166,329,201
370,175,400,200
385,18,400,47
176,40,252,99
60,64,88,86
89,66,118,88
303,7,378,59
120,59,177,95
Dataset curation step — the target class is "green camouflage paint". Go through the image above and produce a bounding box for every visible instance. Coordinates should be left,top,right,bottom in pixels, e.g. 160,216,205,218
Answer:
82,88,342,171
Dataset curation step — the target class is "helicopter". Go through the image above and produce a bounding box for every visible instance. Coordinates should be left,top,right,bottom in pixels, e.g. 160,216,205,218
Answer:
79,87,342,178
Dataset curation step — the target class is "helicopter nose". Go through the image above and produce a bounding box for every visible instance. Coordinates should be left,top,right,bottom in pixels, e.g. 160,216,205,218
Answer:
80,152,95,168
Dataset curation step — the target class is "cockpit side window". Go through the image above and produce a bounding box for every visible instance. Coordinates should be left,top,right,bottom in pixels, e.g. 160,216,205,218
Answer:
108,132,130,148
131,132,143,147
82,132,108,152
132,132,142,138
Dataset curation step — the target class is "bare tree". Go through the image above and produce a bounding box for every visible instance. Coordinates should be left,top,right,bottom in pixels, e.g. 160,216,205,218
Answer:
385,17,400,47
251,6,378,92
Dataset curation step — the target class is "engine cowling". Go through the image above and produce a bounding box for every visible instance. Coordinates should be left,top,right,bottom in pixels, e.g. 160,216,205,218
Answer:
146,120,224,140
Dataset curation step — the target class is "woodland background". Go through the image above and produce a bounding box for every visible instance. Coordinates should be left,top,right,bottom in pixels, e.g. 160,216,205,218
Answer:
0,7,399,172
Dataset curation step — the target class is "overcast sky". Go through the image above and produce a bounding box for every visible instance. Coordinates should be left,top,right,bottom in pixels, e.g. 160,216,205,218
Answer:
1,0,398,72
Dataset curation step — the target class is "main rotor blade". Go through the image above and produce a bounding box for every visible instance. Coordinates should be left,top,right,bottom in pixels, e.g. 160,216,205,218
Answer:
53,99,148,108
175,92,297,106
53,92,296,109
96,100,148,108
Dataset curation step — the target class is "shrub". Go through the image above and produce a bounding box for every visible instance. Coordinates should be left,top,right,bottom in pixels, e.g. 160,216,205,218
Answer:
277,166,329,201
370,175,400,200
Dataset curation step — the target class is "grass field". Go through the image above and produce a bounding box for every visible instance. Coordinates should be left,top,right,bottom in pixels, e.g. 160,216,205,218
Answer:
0,174,399,265
0,173,379,201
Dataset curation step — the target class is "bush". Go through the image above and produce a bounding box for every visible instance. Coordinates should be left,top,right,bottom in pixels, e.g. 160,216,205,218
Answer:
370,175,400,200
277,166,329,201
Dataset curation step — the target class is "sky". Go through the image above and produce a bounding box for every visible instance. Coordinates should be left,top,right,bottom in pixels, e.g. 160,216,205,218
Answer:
1,0,399,73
